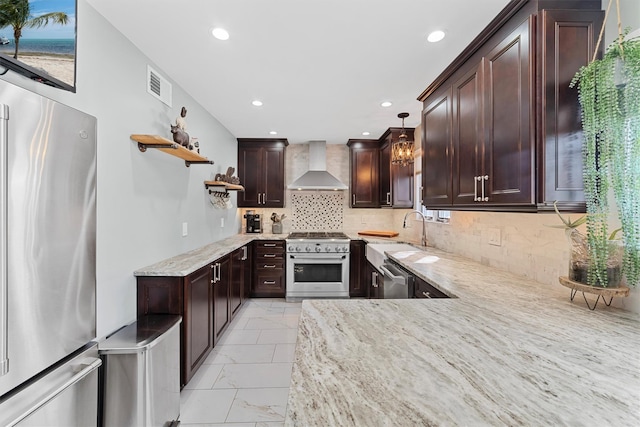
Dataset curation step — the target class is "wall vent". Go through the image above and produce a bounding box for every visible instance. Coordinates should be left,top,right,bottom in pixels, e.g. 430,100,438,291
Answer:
146,65,172,107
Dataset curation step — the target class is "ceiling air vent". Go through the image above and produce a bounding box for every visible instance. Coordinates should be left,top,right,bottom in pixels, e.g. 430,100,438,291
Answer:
146,65,172,107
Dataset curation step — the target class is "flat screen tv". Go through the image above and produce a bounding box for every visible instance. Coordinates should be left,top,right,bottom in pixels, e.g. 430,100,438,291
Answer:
0,0,76,92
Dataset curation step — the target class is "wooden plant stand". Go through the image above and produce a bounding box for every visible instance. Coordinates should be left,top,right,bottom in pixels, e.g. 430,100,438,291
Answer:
559,276,630,310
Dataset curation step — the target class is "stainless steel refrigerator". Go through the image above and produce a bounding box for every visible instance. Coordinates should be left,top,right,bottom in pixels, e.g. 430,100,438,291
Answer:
0,78,101,426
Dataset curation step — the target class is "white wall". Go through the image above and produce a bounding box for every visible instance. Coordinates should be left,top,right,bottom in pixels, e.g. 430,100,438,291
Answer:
0,1,241,338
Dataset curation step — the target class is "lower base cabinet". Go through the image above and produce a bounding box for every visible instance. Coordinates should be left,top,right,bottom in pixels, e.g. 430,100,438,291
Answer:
136,245,250,388
252,240,286,297
365,261,382,299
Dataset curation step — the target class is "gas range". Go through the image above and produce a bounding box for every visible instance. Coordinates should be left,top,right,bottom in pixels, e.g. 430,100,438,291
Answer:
285,231,350,253
285,231,351,300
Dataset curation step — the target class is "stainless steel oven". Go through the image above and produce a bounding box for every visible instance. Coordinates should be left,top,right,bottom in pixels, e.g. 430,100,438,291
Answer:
285,232,350,300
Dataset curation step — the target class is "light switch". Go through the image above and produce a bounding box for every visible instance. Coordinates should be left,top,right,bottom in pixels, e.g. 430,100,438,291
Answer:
182,222,188,237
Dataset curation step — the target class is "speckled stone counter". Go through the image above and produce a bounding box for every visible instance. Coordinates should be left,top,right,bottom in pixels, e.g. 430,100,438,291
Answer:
134,233,286,277
286,246,640,426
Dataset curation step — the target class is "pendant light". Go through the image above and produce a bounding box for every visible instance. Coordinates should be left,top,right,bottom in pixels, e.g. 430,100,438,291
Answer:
391,112,414,167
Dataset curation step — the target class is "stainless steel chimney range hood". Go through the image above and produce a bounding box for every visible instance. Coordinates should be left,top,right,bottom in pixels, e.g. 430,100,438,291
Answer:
288,140,348,191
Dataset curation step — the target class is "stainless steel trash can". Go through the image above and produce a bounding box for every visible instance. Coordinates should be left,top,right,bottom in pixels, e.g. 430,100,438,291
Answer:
99,315,182,427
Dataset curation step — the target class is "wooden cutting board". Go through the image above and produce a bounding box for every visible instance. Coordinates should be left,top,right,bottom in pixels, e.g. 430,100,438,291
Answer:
357,230,399,238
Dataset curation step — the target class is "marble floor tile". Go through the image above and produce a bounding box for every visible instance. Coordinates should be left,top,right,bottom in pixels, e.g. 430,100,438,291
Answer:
228,315,250,330
284,306,302,315
257,329,298,344
213,363,293,389
225,388,290,423
179,389,237,424
183,363,223,390
257,423,286,427
215,329,261,345
236,306,286,319
205,344,276,364
244,316,300,330
272,343,296,363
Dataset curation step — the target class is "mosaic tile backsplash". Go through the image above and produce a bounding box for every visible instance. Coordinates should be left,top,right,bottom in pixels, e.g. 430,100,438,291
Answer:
291,192,344,230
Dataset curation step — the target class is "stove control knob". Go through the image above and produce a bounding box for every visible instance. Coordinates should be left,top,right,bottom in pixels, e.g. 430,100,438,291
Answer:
325,246,332,252
305,246,311,252
315,246,322,252
295,246,302,252
288,245,294,252
341,246,348,252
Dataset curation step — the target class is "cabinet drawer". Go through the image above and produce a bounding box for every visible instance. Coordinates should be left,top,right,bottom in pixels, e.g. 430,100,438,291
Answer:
255,240,285,250
255,261,285,270
255,251,285,261
253,271,286,298
414,278,448,299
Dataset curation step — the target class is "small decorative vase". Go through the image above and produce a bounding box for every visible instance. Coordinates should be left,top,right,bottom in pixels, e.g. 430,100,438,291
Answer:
272,222,282,234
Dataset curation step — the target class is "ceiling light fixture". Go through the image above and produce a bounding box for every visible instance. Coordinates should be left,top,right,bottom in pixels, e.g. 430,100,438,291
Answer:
380,101,393,108
427,30,445,43
362,131,370,136
211,27,230,40
391,112,414,167
269,131,278,135
252,100,263,107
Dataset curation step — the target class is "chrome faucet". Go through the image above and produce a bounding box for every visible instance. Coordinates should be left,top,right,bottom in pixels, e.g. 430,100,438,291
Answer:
403,210,428,247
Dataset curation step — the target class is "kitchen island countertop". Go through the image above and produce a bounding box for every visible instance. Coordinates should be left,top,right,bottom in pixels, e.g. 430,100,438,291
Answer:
285,246,640,426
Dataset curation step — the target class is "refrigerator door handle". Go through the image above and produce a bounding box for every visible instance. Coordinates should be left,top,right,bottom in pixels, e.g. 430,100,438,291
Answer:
0,103,8,377
6,357,102,427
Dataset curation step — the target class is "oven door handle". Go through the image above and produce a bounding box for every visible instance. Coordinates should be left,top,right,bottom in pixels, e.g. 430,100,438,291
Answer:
289,254,347,260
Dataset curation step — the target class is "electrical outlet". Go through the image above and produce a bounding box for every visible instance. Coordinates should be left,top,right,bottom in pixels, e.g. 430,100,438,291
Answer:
488,228,501,246
182,222,188,237
220,218,225,228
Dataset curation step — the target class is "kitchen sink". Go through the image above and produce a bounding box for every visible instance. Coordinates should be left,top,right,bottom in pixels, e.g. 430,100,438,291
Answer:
366,243,422,272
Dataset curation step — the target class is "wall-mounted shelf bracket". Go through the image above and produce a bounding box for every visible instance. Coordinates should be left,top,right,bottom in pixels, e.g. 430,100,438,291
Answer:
204,181,245,193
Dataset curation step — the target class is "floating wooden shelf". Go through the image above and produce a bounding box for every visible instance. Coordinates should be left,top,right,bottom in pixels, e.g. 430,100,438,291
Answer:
559,276,630,310
130,134,214,167
204,181,245,192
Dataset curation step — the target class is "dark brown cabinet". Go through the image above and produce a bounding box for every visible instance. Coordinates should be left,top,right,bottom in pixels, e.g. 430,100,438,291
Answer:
379,128,415,208
349,240,367,297
137,265,213,387
212,254,231,344
423,89,453,207
413,276,448,299
347,139,379,208
230,245,249,317
237,138,288,208
252,240,286,297
419,0,603,212
365,261,382,299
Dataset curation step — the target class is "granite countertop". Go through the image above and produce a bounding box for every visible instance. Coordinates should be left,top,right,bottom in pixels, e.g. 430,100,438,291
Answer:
133,233,286,277
286,246,640,426
133,231,384,277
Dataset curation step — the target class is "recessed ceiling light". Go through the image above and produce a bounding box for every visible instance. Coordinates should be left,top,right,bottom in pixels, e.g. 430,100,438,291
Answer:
427,30,445,43
362,131,370,136
252,100,263,107
381,101,392,107
211,27,230,41
269,131,278,135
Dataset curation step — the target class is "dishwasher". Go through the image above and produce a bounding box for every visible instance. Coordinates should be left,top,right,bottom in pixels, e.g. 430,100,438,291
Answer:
379,261,414,299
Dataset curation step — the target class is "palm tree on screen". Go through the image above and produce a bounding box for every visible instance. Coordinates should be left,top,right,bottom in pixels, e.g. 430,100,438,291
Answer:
0,0,68,59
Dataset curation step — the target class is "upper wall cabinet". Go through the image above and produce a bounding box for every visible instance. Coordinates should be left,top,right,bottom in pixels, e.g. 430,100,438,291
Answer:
418,0,603,212
379,128,415,208
237,138,288,208
347,139,379,208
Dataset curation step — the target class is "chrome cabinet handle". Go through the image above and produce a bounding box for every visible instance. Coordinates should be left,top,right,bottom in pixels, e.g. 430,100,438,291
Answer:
0,104,7,376
242,246,248,261
386,192,391,205
473,176,479,201
263,193,266,204
264,280,276,285
216,262,221,282
352,194,356,205
263,254,276,258
371,271,378,288
422,291,431,298
482,175,489,202
264,243,276,247
263,264,276,268
257,193,261,205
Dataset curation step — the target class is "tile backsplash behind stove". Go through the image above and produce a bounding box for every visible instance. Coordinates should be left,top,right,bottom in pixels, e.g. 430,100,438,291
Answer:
291,192,344,231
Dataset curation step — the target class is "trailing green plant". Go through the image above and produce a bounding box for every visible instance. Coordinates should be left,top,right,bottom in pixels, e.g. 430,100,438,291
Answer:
570,22,640,288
